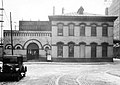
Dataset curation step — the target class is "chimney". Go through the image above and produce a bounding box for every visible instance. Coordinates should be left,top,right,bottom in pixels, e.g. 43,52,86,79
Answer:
77,6,84,14
53,6,55,15
105,7,108,15
62,7,64,14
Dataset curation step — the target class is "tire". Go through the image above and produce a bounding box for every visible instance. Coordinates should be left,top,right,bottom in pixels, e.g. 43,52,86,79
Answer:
24,66,27,72
16,76,20,81
23,73,26,77
16,73,21,81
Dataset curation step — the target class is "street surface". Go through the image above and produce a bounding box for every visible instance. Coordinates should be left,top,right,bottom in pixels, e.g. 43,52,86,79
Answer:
1,59,120,85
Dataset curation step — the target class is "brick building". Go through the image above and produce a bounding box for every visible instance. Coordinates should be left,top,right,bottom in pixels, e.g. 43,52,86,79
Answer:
4,21,51,61
3,7,117,62
108,0,120,40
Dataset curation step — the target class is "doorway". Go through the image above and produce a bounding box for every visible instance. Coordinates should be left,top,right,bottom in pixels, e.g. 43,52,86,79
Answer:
27,43,39,60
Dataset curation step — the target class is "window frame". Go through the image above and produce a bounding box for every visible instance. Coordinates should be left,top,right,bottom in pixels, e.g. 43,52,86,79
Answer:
91,43,97,58
68,42,74,57
57,23,63,36
102,43,108,57
102,24,108,37
80,24,85,36
91,24,97,36
57,42,63,57
69,24,74,36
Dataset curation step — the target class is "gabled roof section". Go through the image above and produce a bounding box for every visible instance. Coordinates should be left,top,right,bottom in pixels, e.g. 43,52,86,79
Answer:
60,12,103,16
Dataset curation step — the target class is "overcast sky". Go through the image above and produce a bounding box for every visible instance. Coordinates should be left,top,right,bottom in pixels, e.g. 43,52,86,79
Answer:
0,0,110,31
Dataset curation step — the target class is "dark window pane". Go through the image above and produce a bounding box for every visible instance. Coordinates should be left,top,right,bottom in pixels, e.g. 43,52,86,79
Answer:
91,43,97,58
58,24,63,36
57,44,63,57
80,25,85,36
16,46,21,49
102,43,108,57
102,25,108,36
68,43,74,57
69,24,74,36
91,25,96,36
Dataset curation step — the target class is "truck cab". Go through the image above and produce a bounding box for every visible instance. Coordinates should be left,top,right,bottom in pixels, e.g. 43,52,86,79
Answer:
0,55,27,81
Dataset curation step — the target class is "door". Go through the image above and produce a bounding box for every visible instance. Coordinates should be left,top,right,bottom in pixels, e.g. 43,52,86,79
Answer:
27,43,39,60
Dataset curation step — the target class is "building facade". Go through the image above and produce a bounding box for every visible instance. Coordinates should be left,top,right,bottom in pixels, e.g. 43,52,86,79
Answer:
3,21,52,61
3,7,117,62
49,7,117,62
108,0,120,40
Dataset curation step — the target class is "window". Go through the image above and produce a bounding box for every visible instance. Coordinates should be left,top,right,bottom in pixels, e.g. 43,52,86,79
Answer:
16,46,21,49
80,24,85,36
69,24,74,36
102,43,108,57
15,44,23,50
57,43,63,57
102,24,108,36
68,43,74,57
58,24,63,36
91,43,97,58
79,42,86,58
5,44,12,49
91,24,97,36
43,44,51,51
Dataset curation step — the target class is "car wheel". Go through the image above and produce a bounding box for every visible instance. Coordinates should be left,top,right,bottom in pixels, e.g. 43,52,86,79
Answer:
16,76,20,81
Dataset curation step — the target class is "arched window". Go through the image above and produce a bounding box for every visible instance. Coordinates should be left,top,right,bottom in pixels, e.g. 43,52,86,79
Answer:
5,44,12,49
91,24,97,36
57,42,64,57
91,42,97,58
15,44,23,50
102,42,108,57
68,42,74,57
102,24,108,36
57,23,63,36
43,44,51,51
80,24,85,36
69,24,74,36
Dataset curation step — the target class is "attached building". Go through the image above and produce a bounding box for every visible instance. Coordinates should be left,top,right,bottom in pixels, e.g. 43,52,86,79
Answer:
49,7,117,62
3,7,117,62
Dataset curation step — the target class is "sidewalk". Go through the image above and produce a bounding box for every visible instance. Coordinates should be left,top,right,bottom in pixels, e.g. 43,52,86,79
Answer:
23,58,119,65
23,61,113,65
0,58,120,65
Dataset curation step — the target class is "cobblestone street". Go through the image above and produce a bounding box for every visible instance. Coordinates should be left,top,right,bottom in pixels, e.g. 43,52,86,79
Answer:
1,59,120,85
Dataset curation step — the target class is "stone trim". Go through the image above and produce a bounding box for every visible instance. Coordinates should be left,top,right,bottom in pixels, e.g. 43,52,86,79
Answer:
52,44,113,46
52,24,113,27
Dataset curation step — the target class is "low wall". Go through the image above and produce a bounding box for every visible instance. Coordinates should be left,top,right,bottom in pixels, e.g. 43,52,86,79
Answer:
25,57,113,62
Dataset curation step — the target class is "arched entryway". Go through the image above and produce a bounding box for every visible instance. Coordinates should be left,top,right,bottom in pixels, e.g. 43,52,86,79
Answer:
27,43,39,60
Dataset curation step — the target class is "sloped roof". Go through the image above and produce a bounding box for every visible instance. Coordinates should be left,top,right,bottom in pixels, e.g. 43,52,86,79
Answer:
49,12,118,21
60,12,103,16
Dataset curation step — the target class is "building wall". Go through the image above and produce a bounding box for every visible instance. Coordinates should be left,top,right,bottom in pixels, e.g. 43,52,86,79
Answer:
108,0,120,40
51,21,114,59
3,31,52,60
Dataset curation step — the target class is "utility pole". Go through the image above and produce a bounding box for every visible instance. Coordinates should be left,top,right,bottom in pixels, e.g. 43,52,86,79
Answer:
0,0,4,44
10,12,13,55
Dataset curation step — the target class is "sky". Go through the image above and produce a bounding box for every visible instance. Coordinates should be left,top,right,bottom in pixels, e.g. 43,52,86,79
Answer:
0,0,110,31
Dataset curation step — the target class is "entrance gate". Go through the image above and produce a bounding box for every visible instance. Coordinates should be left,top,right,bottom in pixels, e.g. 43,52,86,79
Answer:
27,43,39,60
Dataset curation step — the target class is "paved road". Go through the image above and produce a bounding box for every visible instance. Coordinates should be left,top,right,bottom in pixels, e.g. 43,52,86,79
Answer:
1,59,120,85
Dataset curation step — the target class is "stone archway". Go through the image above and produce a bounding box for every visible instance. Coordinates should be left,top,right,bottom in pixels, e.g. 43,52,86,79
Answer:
24,39,42,49
27,43,39,60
